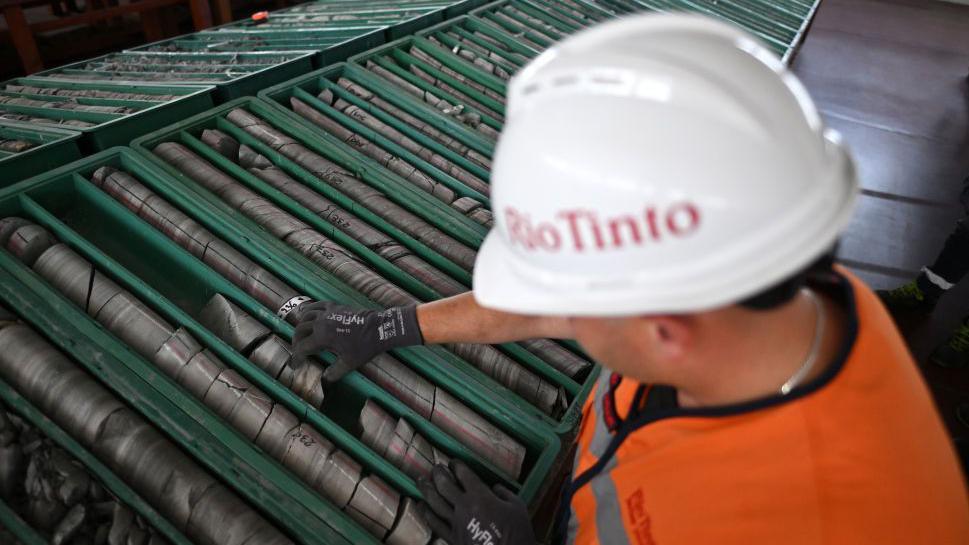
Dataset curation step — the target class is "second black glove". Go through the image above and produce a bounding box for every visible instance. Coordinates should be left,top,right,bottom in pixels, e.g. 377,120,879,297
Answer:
291,301,423,383
418,460,535,545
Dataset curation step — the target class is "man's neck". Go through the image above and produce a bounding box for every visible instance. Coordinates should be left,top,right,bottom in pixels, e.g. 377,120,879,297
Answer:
676,288,848,409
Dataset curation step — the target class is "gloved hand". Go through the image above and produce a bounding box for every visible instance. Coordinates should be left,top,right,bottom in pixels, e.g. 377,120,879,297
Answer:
291,301,423,383
418,460,535,545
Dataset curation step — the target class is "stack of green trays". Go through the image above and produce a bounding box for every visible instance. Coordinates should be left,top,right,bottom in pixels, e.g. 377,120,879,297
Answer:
0,151,387,544
0,78,214,151
0,120,80,185
26,51,316,102
469,0,820,62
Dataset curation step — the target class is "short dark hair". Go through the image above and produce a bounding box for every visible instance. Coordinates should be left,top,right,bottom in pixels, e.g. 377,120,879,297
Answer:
739,249,837,310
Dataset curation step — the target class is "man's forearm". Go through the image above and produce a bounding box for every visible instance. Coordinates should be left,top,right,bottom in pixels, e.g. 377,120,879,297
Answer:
416,292,573,344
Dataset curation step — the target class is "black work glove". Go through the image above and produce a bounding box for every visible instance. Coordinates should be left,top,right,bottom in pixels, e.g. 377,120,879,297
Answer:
418,460,535,545
291,301,423,383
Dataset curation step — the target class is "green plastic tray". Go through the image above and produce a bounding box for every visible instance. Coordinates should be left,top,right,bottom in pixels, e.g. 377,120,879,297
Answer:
385,8,448,40
0,78,214,152
259,58,600,403
468,0,573,47
417,14,543,73
442,0,494,18
130,98,596,440
0,376,194,545
2,146,569,509
0,154,384,544
260,62,493,205
134,97,487,271
0,120,80,187
132,27,384,65
490,0,613,31
355,32,509,94
212,3,441,32
260,60,495,159
623,0,817,59
348,35,507,134
203,4,447,47
361,0,815,148
586,0,642,13
174,0,490,59
27,51,315,102
281,1,458,13
131,18,398,68
130,97,597,424
265,1,451,17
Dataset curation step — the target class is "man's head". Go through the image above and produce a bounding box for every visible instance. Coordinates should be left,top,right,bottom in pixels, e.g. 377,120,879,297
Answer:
471,15,857,384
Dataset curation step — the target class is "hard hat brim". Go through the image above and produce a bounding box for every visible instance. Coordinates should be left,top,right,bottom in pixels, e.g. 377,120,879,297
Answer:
473,230,541,314
474,231,612,317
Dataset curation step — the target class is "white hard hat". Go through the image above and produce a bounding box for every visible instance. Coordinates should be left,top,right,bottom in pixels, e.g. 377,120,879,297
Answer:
473,13,858,317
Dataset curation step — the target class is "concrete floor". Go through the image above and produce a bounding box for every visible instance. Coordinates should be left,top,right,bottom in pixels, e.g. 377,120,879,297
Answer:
792,0,969,448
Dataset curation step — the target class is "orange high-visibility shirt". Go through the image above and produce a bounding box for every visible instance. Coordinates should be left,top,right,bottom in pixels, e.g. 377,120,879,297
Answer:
563,270,969,545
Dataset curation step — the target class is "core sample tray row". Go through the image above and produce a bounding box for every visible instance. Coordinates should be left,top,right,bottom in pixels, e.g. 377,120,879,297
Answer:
0,120,81,185
25,52,316,102
0,79,214,154
0,309,292,545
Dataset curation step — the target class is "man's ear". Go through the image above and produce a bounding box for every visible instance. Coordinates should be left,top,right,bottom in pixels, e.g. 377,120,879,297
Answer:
640,315,692,361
